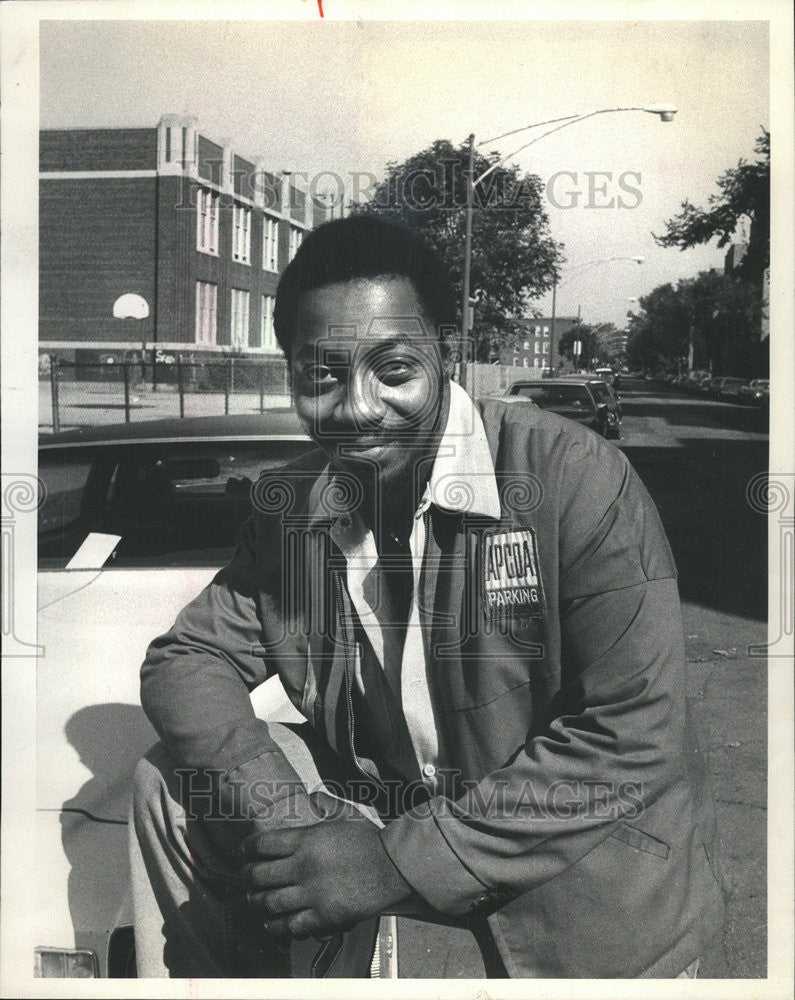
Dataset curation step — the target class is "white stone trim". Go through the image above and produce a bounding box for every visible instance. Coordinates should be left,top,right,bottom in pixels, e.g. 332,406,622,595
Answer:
40,171,157,180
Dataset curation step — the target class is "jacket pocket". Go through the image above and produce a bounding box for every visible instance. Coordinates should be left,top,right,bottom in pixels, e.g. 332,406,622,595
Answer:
610,822,670,860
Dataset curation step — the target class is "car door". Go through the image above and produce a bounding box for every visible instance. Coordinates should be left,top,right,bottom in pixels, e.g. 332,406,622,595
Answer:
36,435,310,976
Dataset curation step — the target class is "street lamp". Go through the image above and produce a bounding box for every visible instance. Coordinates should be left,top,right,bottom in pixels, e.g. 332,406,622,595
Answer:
460,105,676,379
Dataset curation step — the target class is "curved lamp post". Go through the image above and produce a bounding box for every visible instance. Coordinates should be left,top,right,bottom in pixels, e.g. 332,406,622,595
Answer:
460,104,676,382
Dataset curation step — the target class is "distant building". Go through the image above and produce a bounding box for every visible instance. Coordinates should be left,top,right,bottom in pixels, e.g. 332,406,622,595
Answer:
497,316,578,370
39,115,328,364
723,242,748,275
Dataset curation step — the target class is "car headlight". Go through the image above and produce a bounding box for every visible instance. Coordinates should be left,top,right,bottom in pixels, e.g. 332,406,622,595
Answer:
35,947,98,978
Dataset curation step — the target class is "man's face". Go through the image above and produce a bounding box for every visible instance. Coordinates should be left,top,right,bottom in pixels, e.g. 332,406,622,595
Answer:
289,275,447,496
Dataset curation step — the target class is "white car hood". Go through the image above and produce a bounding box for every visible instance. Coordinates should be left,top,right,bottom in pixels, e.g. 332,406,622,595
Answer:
37,566,299,819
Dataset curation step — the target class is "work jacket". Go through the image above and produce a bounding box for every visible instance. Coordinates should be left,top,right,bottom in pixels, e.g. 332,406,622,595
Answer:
141,394,725,978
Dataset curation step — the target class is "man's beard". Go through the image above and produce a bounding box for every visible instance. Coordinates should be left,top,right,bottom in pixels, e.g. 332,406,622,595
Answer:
333,445,434,529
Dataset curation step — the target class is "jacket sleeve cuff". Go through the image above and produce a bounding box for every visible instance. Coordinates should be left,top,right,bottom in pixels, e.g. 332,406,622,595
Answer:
216,746,318,826
379,799,489,917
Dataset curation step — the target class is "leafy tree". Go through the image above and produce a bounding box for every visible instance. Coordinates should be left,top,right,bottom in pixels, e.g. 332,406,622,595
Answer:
557,323,601,369
625,270,766,376
645,133,770,378
653,129,769,286
352,139,564,360
556,322,624,369
591,323,625,366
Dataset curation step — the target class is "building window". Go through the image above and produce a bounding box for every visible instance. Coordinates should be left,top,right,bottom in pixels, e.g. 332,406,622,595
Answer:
543,326,550,336
230,288,250,349
523,340,530,350
542,341,550,355
513,358,520,367
195,281,217,345
533,357,541,368
232,205,252,264
522,357,529,367
288,226,303,262
261,295,276,351
196,189,219,255
262,216,279,272
534,342,541,355
534,325,541,335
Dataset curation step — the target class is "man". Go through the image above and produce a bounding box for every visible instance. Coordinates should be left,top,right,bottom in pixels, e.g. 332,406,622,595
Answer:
130,216,724,978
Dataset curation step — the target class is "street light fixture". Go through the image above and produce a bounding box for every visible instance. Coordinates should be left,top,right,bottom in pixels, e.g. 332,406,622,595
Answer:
557,255,645,288
460,105,676,380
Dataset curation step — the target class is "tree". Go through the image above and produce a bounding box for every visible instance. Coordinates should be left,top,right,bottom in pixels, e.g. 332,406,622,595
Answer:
648,131,770,377
653,129,769,286
625,270,766,376
352,139,564,360
558,323,600,369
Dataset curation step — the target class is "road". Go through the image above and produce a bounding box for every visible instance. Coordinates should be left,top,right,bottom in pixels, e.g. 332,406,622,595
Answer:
620,379,767,980
396,379,769,979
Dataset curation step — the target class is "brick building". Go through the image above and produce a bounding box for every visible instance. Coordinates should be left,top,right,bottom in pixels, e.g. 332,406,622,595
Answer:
498,316,578,371
39,115,328,365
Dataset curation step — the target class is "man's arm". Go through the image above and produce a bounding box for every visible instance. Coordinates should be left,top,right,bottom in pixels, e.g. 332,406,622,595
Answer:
140,516,312,827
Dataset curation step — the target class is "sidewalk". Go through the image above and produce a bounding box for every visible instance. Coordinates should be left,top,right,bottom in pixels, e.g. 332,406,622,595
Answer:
682,602,767,979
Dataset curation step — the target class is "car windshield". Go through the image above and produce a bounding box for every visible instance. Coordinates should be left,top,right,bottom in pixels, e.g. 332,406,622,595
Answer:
513,384,593,407
589,383,612,404
38,439,313,569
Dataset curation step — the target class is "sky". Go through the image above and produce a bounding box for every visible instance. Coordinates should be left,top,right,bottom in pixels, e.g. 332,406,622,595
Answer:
38,15,770,328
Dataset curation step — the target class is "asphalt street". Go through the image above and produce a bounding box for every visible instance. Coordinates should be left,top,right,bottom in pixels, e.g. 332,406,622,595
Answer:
396,379,769,979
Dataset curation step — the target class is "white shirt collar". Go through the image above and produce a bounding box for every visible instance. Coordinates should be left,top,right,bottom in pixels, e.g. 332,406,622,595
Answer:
420,378,501,519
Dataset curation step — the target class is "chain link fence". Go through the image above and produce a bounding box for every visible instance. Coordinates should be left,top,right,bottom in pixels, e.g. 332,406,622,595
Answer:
39,354,291,433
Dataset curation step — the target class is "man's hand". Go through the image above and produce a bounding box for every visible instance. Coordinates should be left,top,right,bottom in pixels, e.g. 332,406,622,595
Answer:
241,790,413,940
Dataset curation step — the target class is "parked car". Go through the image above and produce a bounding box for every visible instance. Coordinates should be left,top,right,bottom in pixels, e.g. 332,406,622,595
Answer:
506,378,622,438
739,378,770,408
706,376,730,399
719,377,749,403
696,373,715,393
36,413,316,978
592,366,620,389
682,369,710,392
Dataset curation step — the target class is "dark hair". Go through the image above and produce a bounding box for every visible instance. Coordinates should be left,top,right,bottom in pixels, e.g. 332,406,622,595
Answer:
273,215,457,356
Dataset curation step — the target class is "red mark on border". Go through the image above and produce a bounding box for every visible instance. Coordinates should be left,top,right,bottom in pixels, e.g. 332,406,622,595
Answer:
317,0,324,15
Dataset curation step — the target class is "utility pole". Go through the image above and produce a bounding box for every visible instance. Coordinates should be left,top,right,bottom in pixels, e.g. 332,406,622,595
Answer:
549,277,558,376
461,134,475,388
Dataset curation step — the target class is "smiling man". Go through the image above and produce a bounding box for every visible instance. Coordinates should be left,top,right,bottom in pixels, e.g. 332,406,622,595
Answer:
130,216,724,979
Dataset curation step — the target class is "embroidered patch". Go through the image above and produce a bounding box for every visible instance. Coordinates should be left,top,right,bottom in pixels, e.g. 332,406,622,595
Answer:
482,528,545,619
